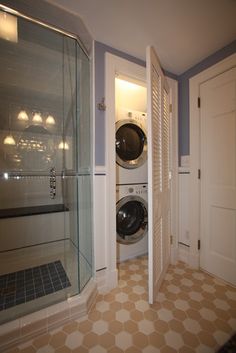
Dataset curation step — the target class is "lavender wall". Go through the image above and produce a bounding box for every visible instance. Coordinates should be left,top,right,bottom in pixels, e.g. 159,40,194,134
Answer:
178,40,236,158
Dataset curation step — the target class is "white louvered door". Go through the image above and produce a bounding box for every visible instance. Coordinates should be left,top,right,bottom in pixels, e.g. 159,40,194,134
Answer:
162,85,171,268
146,46,171,303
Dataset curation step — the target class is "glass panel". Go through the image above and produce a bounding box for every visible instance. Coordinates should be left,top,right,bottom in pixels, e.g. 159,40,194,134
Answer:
61,36,80,297
77,44,92,291
63,175,79,297
0,10,93,324
0,12,68,323
78,175,93,291
62,37,77,172
77,43,91,174
0,16,64,173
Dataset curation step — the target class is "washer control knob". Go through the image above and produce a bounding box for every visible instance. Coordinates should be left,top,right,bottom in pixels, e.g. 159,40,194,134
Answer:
128,187,134,193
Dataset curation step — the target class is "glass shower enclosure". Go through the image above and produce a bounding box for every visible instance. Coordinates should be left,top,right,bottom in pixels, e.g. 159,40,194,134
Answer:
0,8,93,324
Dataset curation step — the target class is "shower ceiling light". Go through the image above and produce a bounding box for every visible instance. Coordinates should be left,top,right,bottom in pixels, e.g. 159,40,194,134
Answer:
46,115,56,125
58,141,69,150
3,134,16,145
32,113,43,124
0,11,18,43
17,110,29,121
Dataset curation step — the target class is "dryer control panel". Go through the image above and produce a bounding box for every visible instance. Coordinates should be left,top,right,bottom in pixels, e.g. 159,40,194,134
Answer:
127,110,147,125
117,184,148,197
132,184,148,196
117,107,147,124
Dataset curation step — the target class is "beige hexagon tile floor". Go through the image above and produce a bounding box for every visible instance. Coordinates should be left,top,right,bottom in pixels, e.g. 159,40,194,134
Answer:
6,256,236,353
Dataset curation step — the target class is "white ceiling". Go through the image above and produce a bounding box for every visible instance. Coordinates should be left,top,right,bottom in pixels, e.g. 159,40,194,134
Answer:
47,0,236,75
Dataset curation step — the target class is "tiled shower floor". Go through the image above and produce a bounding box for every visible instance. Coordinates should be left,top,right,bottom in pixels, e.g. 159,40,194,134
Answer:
0,240,80,324
0,261,71,312
5,256,236,353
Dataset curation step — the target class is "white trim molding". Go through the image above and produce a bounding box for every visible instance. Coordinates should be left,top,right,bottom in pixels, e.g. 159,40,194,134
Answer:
104,53,146,290
104,53,179,287
189,53,236,269
167,77,179,265
94,166,107,174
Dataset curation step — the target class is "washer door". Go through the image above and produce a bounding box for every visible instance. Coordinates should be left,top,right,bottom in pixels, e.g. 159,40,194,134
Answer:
116,119,147,169
116,195,148,244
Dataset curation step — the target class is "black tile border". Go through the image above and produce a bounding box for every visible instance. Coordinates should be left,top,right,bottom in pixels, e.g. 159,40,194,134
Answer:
0,204,69,219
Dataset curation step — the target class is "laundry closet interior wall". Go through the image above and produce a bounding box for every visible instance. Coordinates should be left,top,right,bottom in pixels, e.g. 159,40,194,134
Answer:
115,77,148,262
115,77,146,113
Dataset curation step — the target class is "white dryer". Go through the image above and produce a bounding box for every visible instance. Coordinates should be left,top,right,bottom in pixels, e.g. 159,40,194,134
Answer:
116,183,148,262
116,108,148,184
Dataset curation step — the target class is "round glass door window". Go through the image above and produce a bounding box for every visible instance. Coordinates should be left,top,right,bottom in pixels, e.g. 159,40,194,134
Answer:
116,196,148,244
116,120,147,169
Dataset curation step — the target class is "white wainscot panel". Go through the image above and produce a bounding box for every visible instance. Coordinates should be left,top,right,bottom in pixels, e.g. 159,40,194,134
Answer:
94,174,107,271
178,170,190,247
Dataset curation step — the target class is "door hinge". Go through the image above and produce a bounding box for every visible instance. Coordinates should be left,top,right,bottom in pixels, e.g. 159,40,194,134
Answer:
198,97,201,108
198,239,201,250
169,104,172,113
170,235,173,245
97,97,106,111
198,169,201,179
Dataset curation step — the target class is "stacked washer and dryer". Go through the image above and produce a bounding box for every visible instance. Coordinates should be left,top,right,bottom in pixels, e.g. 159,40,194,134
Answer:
116,107,148,262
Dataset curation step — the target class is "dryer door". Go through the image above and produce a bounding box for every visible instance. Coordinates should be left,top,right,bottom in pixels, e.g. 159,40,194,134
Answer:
116,119,147,169
116,195,148,244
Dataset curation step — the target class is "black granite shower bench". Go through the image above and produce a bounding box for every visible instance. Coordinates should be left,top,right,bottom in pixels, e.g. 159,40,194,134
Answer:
0,204,69,219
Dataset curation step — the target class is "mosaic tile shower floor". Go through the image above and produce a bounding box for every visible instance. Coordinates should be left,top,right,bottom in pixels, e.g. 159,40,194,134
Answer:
0,261,71,311
5,256,236,353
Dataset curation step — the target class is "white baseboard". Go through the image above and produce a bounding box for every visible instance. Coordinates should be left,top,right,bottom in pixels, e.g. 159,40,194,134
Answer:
117,250,148,263
188,252,200,269
94,166,106,174
178,244,189,264
170,245,178,265
95,268,118,293
178,244,199,269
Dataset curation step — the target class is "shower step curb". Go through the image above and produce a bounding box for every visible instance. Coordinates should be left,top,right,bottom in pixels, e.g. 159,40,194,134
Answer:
0,278,97,353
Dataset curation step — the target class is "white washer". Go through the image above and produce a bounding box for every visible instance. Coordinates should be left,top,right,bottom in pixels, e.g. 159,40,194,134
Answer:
116,108,148,184
116,183,148,262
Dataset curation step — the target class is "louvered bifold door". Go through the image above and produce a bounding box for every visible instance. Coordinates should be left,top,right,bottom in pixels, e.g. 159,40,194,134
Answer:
146,46,170,304
162,84,171,269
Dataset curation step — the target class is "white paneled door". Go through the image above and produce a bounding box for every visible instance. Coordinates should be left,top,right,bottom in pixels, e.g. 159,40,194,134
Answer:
200,67,236,285
146,46,171,303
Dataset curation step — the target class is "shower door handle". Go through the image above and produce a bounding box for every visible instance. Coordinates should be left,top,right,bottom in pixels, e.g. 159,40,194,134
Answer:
50,167,56,199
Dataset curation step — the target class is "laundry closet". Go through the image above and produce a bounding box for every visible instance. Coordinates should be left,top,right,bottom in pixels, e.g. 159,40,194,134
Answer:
94,49,178,303
115,77,148,263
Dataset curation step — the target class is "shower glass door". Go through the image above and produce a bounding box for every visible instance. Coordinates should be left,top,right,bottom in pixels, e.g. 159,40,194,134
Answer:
0,9,92,324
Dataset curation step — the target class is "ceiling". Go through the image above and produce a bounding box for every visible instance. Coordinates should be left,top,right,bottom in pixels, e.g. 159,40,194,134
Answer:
47,0,236,75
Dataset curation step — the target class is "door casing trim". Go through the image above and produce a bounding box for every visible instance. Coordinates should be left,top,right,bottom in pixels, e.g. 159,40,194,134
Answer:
103,53,179,290
105,53,146,289
189,53,236,268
